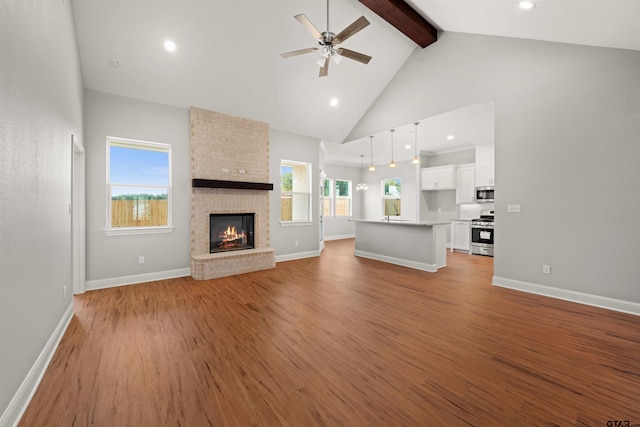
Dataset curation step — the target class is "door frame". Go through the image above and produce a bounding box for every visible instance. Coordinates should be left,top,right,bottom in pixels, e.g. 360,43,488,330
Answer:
72,134,86,294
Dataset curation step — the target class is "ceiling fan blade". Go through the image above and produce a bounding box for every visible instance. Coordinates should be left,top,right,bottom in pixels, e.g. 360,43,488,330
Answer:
336,48,372,65
280,47,319,59
319,56,330,77
333,16,370,45
294,14,323,41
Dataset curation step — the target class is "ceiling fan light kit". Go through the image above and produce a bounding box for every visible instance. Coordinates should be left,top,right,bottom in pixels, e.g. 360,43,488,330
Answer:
281,0,372,77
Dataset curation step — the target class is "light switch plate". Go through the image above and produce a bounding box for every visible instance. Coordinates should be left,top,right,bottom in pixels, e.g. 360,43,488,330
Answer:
507,204,522,213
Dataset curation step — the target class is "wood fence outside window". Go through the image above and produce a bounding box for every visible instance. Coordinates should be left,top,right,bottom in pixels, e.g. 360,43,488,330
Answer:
111,199,168,227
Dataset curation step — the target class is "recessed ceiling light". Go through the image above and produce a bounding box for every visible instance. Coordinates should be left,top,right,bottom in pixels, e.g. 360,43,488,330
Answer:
164,40,176,52
405,144,411,149
519,1,535,10
330,98,339,107
446,134,455,140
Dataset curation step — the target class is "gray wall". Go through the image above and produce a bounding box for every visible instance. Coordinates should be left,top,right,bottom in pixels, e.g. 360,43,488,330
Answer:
269,128,321,258
423,148,475,168
350,32,640,303
83,93,324,277
84,90,191,285
0,0,84,416
322,163,362,239
361,159,421,222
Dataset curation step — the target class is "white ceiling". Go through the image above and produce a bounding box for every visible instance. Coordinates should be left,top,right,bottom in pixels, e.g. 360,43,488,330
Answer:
72,0,417,144
71,0,640,165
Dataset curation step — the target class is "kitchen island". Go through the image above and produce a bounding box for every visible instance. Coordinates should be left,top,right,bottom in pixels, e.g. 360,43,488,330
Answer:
350,219,450,272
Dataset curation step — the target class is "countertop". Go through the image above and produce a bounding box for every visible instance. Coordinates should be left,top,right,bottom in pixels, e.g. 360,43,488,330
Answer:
349,219,451,227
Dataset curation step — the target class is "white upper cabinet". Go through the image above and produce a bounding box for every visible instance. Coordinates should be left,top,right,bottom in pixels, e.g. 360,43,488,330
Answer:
421,165,456,190
475,144,495,187
456,163,475,204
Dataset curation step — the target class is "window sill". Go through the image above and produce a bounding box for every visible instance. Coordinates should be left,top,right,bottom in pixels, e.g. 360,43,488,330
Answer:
104,226,174,236
280,221,313,227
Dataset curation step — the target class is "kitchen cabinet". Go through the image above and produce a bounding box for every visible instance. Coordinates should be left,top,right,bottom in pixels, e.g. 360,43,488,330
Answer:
475,144,495,187
456,163,475,204
421,165,456,190
451,220,471,252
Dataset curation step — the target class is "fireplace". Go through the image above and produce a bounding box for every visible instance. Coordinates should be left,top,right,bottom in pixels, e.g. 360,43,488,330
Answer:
209,213,255,253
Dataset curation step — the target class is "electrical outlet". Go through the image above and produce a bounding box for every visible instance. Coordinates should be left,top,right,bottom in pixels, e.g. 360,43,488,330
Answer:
542,264,551,274
508,204,522,213
139,256,145,264
63,285,67,296
295,241,299,246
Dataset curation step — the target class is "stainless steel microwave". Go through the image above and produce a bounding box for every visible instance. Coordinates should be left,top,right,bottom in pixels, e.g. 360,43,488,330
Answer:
476,186,494,203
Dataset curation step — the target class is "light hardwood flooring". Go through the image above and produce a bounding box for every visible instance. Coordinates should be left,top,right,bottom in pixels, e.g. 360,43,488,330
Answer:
19,239,640,426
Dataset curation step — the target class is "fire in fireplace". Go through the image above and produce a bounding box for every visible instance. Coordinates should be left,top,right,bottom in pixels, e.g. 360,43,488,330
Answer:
209,213,255,253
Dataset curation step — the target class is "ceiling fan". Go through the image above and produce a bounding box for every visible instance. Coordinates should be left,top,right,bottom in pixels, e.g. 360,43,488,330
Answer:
280,0,372,77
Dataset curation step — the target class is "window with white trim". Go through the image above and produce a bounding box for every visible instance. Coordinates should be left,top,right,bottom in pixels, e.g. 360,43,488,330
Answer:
334,179,352,217
382,177,401,217
323,178,333,217
281,160,312,223
107,137,172,233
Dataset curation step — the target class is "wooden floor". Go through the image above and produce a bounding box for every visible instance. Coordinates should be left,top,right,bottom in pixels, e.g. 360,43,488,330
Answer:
20,239,640,426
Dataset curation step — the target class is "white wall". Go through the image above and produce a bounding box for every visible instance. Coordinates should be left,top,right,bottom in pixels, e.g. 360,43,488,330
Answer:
322,163,362,239
269,128,321,259
349,32,640,306
0,0,84,420
84,90,191,287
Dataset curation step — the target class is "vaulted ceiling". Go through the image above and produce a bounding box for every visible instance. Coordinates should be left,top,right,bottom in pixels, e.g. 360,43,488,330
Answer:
72,0,640,164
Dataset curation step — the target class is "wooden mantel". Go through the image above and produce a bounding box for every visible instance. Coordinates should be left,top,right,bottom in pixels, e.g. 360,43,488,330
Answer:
192,179,274,191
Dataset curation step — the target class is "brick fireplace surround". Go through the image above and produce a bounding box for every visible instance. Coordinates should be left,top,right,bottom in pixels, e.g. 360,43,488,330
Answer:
190,107,275,280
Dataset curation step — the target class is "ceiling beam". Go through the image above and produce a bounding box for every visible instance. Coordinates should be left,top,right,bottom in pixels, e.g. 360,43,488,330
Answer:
358,0,438,48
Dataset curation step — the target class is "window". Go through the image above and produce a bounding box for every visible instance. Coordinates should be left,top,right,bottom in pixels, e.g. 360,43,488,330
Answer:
281,160,312,223
323,178,333,217
334,179,352,217
382,177,401,217
107,137,172,235
322,178,352,217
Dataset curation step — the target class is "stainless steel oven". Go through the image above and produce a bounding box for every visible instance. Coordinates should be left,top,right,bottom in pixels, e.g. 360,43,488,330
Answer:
471,215,494,256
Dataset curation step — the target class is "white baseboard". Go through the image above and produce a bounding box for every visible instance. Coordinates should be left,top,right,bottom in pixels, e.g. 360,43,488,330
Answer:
492,276,640,316
323,234,355,241
0,303,74,427
354,250,439,273
85,268,191,291
275,250,321,263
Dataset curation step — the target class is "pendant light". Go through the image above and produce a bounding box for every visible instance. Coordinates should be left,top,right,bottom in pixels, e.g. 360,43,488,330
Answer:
412,122,421,165
389,129,396,168
356,155,368,190
368,136,376,171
